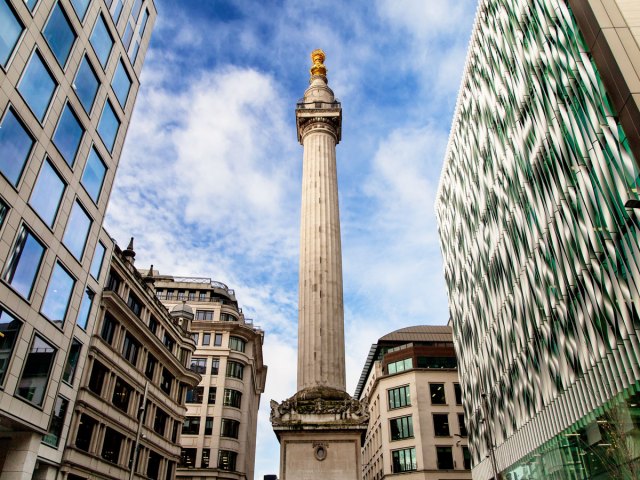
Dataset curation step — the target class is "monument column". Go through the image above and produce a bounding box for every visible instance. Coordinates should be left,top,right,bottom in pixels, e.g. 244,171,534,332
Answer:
297,49,345,392
271,50,368,480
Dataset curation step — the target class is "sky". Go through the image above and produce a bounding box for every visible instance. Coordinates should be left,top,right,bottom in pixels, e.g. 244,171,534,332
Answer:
104,0,478,476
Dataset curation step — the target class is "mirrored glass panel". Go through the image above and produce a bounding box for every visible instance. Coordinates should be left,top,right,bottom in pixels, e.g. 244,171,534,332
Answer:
111,59,131,108
63,201,91,260
81,147,106,202
90,14,113,68
89,241,105,279
97,101,119,151
53,103,84,166
0,108,33,185
70,0,90,21
41,261,75,326
43,2,76,67
17,335,56,406
0,309,22,385
3,225,45,299
0,0,23,67
74,56,99,113
29,160,65,227
17,50,57,121
76,288,93,329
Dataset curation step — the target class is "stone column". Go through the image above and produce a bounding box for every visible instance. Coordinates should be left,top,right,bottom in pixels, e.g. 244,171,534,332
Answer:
0,432,41,480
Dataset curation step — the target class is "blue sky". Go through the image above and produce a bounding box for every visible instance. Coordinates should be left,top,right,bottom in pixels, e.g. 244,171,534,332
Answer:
105,0,478,476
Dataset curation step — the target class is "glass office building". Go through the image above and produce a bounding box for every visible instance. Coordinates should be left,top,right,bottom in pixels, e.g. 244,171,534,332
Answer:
0,0,155,477
436,1,640,479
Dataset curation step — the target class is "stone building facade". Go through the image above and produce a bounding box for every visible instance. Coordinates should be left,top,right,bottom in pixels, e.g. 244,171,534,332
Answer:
61,239,200,479
355,326,470,480
0,0,155,477
154,275,267,480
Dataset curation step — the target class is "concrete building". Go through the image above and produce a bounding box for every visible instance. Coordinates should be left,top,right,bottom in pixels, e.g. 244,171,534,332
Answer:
270,49,368,480
61,238,200,479
154,274,267,480
0,0,155,477
355,326,471,480
436,1,640,479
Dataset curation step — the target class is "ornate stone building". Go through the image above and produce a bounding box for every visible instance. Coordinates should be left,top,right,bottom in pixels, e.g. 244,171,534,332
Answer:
61,239,200,479
0,0,155,477
154,275,267,480
436,1,640,478
355,326,471,480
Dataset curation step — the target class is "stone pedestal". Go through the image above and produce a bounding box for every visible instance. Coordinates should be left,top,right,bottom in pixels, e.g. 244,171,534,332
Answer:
271,387,368,480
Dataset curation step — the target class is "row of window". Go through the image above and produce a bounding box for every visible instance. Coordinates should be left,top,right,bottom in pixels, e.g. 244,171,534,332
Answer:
185,386,242,408
387,355,457,373
155,288,235,305
189,356,244,379
386,383,463,410
181,448,237,471
391,445,471,472
182,416,240,438
191,332,246,352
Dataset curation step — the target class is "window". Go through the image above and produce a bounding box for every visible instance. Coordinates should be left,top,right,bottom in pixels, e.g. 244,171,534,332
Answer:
18,50,57,121
109,0,123,22
43,395,68,447
218,450,237,471
436,446,454,470
165,289,174,300
0,198,7,228
0,309,21,384
30,160,65,226
417,356,457,369
226,360,244,379
98,100,120,151
148,316,158,334
131,0,143,21
0,108,33,185
17,335,57,406
202,448,210,468
4,225,45,299
75,414,96,451
74,56,99,113
43,2,76,66
388,385,410,410
390,415,413,441
90,241,105,279
153,408,167,436
177,291,185,300
100,313,119,343
122,22,133,49
202,333,210,345
62,338,82,383
81,147,106,202
185,386,204,404
430,383,446,404
195,310,213,320
433,414,450,436
391,447,416,473
191,332,199,345
220,313,237,322
112,59,131,107
112,377,132,412
160,368,173,394
190,357,206,374
458,412,467,437
220,418,240,439
388,358,412,374
122,333,140,365
145,354,156,380
211,357,220,375
198,292,207,301
182,416,200,435
0,0,23,67
101,427,123,464
208,387,216,404
462,445,471,469
454,383,463,405
70,0,90,21
229,336,246,353
147,451,161,480
76,288,93,329
180,448,196,468
204,416,213,435
63,201,92,260
127,293,142,317
90,14,113,68
223,388,242,408
188,291,195,300
88,360,107,395
105,270,121,293
41,261,75,326
214,333,222,346
163,333,174,352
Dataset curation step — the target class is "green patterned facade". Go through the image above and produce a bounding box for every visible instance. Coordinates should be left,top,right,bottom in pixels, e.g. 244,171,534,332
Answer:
436,0,640,478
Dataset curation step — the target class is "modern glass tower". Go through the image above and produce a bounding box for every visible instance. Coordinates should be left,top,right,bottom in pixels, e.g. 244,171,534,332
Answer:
436,1,640,479
0,0,155,477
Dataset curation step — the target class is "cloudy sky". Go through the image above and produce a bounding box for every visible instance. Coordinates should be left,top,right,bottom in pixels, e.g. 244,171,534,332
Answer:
105,0,478,476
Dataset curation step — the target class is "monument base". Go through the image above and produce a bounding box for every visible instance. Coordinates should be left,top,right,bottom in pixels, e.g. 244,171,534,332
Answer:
271,387,369,480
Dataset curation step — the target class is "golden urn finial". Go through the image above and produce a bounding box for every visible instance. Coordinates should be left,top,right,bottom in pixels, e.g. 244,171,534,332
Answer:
310,49,327,78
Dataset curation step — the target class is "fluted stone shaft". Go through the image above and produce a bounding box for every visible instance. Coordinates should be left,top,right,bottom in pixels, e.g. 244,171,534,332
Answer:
297,119,345,392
